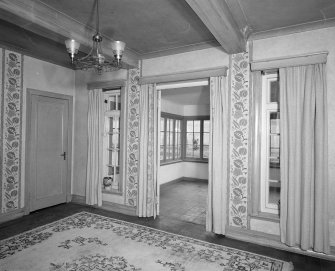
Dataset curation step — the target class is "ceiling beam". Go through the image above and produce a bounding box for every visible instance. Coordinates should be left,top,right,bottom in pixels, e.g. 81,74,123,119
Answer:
185,0,246,54
0,0,139,68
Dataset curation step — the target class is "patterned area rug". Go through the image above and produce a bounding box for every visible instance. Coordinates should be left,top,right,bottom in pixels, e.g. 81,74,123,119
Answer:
0,212,293,270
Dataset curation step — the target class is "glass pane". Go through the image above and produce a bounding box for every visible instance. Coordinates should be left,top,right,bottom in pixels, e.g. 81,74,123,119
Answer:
160,146,164,160
193,132,200,151
187,121,193,132
167,145,173,159
169,118,173,132
193,120,200,132
177,144,182,158
175,120,180,132
269,162,280,181
109,117,113,132
270,112,280,134
203,120,210,133
186,133,193,145
270,135,280,159
109,134,113,148
108,166,114,175
113,117,119,130
203,133,209,145
113,134,119,148
109,96,116,110
193,147,200,158
270,80,280,103
186,144,193,157
203,145,209,158
160,132,165,144
160,117,165,132
108,150,113,165
268,180,281,205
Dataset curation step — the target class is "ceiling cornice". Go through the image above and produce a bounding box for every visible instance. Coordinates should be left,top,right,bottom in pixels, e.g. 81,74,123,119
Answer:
0,0,139,68
185,0,246,54
249,17,335,41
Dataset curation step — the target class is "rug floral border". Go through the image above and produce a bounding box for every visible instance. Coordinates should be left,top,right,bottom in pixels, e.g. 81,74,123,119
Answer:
0,211,292,271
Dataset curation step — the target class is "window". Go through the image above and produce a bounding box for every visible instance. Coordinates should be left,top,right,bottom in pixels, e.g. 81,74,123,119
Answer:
160,113,183,163
185,117,210,161
102,89,122,193
260,72,281,214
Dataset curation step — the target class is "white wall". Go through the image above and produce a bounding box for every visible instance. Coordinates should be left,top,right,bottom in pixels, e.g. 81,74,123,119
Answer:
159,162,208,185
252,26,335,245
184,104,210,116
22,56,75,207
161,99,184,115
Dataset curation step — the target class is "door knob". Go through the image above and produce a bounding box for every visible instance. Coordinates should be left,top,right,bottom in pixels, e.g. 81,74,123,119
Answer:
60,152,66,160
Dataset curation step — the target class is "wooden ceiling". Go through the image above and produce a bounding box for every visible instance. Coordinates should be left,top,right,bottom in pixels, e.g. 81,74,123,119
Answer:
0,0,334,68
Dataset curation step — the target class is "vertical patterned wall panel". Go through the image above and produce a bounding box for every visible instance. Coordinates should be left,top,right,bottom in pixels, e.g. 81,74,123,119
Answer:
0,48,2,212
229,52,250,228
125,68,140,206
1,49,23,213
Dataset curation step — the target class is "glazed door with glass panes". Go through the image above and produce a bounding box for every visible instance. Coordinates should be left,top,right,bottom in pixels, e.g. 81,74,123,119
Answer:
103,90,121,193
260,73,281,214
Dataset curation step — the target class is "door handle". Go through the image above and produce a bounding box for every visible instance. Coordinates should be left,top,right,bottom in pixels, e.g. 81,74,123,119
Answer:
60,152,66,160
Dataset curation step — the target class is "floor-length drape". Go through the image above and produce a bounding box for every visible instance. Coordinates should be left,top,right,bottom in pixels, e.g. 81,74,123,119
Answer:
137,84,159,218
280,64,329,253
86,89,104,206
206,76,229,234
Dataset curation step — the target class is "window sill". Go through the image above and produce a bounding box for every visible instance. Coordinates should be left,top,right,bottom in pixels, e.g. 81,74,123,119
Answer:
183,159,208,164
160,160,183,166
102,189,122,195
250,211,280,222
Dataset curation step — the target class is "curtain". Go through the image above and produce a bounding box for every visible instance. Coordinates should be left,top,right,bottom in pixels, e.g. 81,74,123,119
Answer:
137,84,159,218
86,89,104,206
206,76,229,234
280,64,329,253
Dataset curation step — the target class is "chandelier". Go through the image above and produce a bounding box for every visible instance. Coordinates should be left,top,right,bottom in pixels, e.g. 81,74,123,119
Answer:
64,0,126,74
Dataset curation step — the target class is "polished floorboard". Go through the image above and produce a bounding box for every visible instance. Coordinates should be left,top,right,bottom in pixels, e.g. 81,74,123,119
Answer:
0,203,334,270
160,179,207,225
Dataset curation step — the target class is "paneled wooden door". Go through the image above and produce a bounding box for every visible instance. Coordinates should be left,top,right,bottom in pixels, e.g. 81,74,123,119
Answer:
26,90,72,212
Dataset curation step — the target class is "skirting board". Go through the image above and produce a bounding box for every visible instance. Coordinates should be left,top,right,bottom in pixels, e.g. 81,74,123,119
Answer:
71,194,136,217
0,209,25,224
226,226,335,261
160,177,208,189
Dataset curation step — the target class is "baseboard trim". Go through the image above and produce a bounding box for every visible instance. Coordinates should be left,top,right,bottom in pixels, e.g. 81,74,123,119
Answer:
160,177,208,188
0,209,25,224
101,201,136,216
71,194,136,217
71,194,86,205
160,177,184,188
226,226,335,261
183,177,208,183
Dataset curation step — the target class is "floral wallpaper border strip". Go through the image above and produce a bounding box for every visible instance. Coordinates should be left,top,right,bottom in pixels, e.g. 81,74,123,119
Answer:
125,68,140,206
1,49,23,213
229,52,250,228
0,49,3,212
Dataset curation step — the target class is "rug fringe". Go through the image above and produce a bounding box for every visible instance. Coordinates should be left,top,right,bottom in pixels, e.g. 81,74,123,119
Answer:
282,261,294,271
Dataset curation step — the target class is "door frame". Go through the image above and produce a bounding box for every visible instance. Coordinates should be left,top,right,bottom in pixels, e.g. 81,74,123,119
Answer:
25,89,73,214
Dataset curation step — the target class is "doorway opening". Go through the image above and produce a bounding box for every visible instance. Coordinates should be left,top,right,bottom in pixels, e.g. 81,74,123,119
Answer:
157,80,210,225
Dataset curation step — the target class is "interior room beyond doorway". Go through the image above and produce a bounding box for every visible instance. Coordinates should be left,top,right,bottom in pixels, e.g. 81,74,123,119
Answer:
158,80,210,225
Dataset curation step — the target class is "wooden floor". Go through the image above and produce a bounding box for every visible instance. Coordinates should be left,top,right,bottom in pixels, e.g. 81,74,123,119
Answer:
160,179,207,225
0,201,334,270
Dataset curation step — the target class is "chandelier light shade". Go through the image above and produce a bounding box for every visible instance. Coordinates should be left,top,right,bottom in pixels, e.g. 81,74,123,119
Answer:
64,0,126,74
